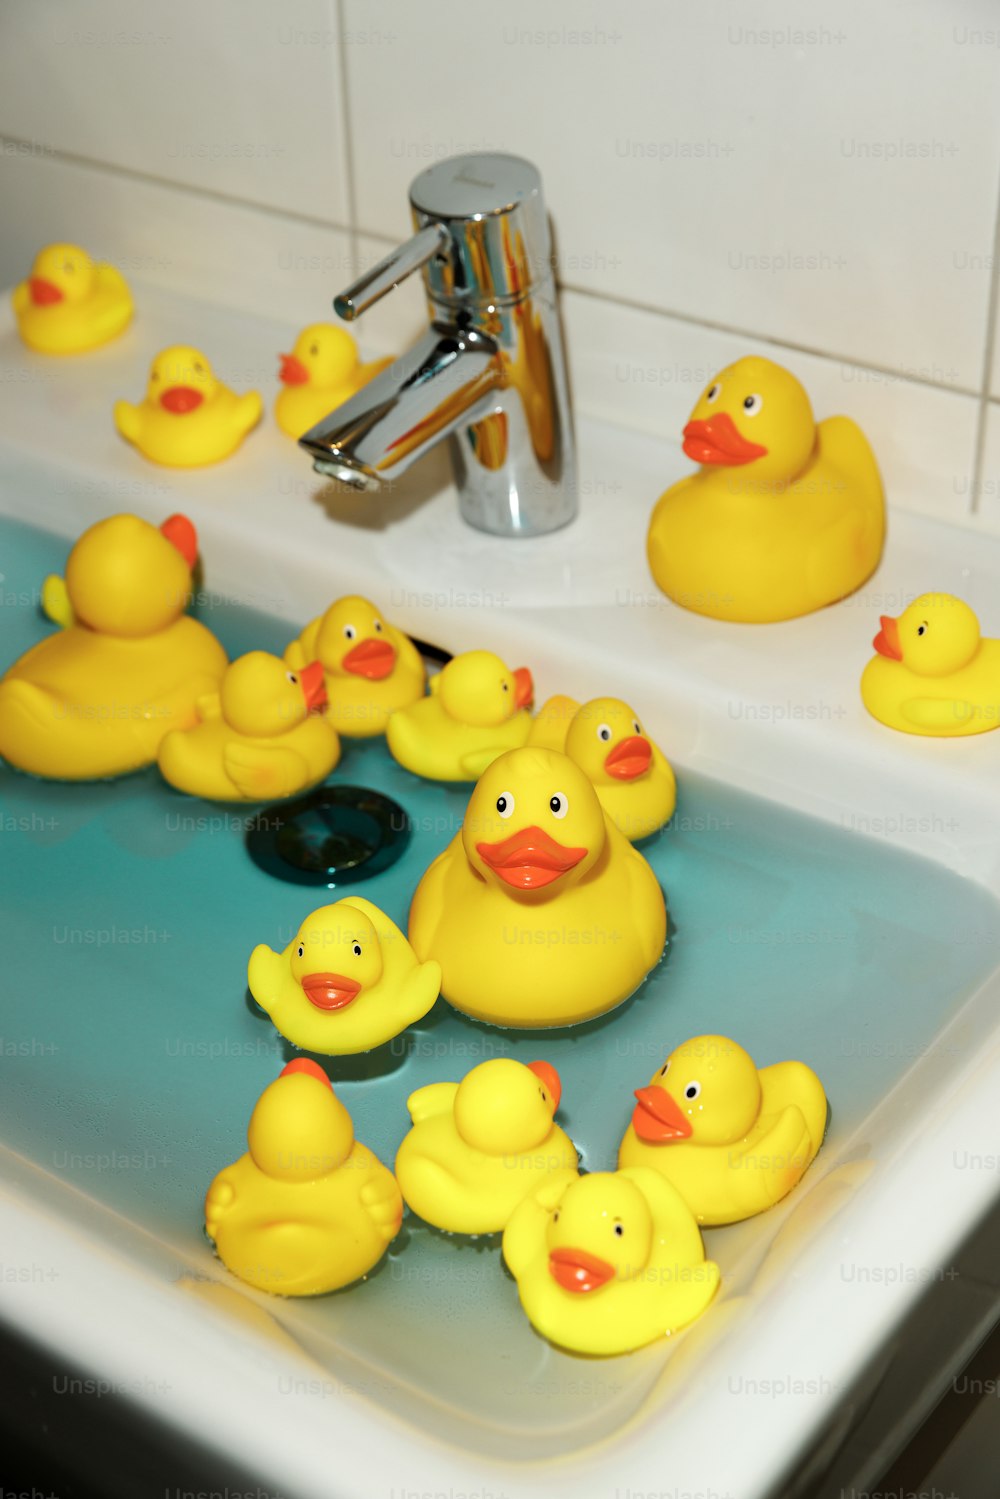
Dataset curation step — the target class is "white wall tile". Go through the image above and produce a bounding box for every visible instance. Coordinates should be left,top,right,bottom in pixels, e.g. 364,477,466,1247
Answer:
0,0,349,223
343,0,1000,388
972,402,1000,533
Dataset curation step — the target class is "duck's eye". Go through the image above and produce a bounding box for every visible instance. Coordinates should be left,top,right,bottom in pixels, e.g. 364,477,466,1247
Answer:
917,622,928,637
743,393,763,417
597,723,612,742
64,261,75,274
193,362,204,375
553,1211,559,1223
286,672,298,685
613,1222,624,1237
706,383,720,402
496,792,515,818
352,942,362,957
373,620,383,632
343,625,357,640
151,372,160,381
296,943,304,957
660,1059,671,1076
632,719,642,735
684,1081,702,1101
549,793,568,819
309,344,318,357
501,681,510,692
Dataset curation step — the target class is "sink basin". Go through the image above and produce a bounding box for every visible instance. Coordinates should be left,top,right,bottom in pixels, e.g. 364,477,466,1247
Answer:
2,284,1000,1499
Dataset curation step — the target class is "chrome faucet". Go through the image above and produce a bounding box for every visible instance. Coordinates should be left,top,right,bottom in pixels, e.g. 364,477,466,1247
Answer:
299,153,577,538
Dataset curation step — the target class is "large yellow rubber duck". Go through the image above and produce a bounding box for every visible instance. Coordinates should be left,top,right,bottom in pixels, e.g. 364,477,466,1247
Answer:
284,595,425,739
204,1058,403,1296
157,650,338,801
647,356,884,622
114,345,262,466
386,650,534,781
248,897,440,1054
0,513,226,780
12,243,133,354
408,746,667,1028
394,1057,578,1233
529,695,676,841
503,1167,720,1355
275,323,392,439
861,593,1000,737
618,1034,827,1225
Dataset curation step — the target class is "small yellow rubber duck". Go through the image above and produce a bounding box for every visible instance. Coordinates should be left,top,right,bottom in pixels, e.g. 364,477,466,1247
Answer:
275,323,392,439
408,746,667,1028
647,356,884,622
157,650,338,801
12,243,133,354
248,897,441,1055
114,345,262,466
0,513,226,780
394,1058,578,1234
204,1058,403,1296
386,649,534,781
503,1167,720,1355
529,695,676,841
861,593,1000,737
618,1034,827,1226
284,595,425,739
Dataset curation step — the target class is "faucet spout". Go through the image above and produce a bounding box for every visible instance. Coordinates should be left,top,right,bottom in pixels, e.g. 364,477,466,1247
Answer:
299,323,503,488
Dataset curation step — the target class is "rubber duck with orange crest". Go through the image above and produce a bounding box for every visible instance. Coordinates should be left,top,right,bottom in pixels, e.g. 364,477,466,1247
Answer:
0,513,226,779
647,355,884,622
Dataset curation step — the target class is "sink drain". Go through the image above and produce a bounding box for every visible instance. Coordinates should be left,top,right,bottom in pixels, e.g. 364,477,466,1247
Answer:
245,785,410,886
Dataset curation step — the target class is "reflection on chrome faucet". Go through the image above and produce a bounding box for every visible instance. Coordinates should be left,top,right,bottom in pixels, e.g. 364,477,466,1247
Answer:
299,153,577,539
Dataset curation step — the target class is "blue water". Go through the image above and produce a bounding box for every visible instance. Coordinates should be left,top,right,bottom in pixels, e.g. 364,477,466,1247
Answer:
3,514,999,1451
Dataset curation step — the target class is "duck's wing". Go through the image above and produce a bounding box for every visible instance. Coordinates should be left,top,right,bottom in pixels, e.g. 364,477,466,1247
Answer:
900,695,976,730
458,745,508,778
406,1081,458,1123
97,264,132,300
753,1105,815,1206
246,944,289,1012
527,695,578,752
236,391,264,433
113,399,142,444
204,1170,238,1239
195,692,222,721
359,1172,404,1241
223,741,308,800
40,574,74,629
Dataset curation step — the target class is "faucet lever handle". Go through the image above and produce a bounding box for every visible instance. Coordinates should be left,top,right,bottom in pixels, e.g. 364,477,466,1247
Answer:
334,223,451,321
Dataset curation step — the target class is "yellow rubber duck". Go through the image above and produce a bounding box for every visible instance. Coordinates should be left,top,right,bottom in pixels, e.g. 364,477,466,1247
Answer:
647,356,884,622
275,323,392,439
861,593,1000,737
12,243,133,354
114,345,262,466
204,1058,403,1296
408,746,667,1028
285,595,425,739
529,695,676,842
394,1057,578,1234
502,1167,720,1355
618,1034,827,1226
0,513,227,780
157,650,338,802
386,649,534,781
248,897,441,1055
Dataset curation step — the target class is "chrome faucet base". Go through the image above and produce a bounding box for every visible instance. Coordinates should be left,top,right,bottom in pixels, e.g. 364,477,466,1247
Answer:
300,153,577,539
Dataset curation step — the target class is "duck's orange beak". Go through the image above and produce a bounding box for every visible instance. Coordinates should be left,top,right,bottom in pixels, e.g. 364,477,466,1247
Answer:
513,667,534,709
300,972,362,1010
279,353,309,385
604,735,652,781
281,1057,330,1085
159,513,198,569
549,1246,615,1294
683,413,768,467
342,637,396,680
873,615,903,660
476,825,587,890
527,1059,561,1110
298,660,328,712
29,277,64,306
160,386,204,414
632,1085,693,1144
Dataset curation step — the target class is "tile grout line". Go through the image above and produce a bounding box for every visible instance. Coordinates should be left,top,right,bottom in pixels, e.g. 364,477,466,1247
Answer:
332,0,360,276
3,131,990,408
969,169,1000,516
